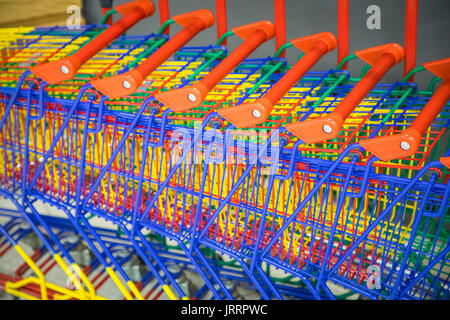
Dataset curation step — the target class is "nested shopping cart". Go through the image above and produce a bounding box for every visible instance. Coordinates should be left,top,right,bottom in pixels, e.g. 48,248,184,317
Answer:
0,0,449,300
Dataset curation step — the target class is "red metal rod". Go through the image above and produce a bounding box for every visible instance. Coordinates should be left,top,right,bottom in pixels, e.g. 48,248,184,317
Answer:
204,30,269,90
102,7,113,25
404,0,418,80
359,78,450,162
274,0,286,58
158,0,170,35
91,9,214,99
335,53,397,120
337,0,349,69
265,42,329,105
155,21,274,112
215,0,228,45
29,0,154,84
410,79,450,135
135,18,206,78
286,43,404,144
80,8,146,63
218,32,337,128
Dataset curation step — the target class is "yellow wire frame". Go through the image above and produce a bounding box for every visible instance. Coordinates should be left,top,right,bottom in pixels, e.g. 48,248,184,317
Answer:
4,245,107,300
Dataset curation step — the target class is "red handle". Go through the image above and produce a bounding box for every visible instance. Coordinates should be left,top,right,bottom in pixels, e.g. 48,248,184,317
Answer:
360,57,450,161
337,0,349,69
158,0,170,35
102,7,113,25
217,32,337,128
286,43,404,143
30,0,155,84
155,21,275,112
91,9,215,99
404,0,418,80
215,0,228,45
274,0,287,58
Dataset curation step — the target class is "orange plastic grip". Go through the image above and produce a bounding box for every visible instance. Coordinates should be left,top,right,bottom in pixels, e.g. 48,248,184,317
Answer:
360,82,450,162
91,9,215,99
336,54,396,120
359,57,450,161
155,21,275,112
441,157,450,170
217,32,337,128
30,0,155,84
286,43,404,143
359,79,450,161
410,80,450,134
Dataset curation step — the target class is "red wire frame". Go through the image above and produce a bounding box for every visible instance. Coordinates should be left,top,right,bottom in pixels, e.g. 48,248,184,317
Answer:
274,0,287,58
215,0,228,45
158,0,170,35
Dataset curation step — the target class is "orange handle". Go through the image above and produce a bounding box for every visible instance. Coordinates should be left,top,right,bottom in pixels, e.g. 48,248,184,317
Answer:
30,0,155,84
218,32,337,128
286,43,404,143
360,57,450,161
155,21,275,112
91,9,215,99
441,157,450,170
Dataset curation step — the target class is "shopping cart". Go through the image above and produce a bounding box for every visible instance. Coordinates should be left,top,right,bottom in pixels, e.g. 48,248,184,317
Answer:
0,1,298,300
0,206,332,300
0,0,449,300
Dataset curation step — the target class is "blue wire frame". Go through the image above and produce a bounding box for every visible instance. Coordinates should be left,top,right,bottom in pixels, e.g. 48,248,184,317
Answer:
0,207,327,300
0,28,449,300
1,78,448,299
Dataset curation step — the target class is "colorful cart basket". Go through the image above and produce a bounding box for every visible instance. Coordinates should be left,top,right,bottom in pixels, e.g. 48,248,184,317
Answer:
0,0,448,300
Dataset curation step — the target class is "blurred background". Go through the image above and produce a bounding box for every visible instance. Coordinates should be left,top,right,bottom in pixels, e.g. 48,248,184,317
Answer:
1,0,449,87
0,0,85,27
84,0,450,88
